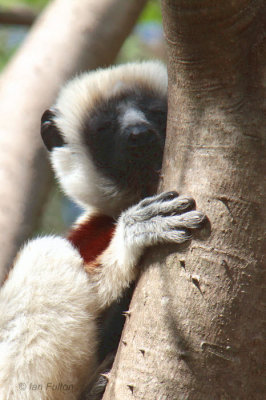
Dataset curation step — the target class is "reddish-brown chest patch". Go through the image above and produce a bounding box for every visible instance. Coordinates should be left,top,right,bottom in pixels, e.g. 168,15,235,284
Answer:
67,215,116,264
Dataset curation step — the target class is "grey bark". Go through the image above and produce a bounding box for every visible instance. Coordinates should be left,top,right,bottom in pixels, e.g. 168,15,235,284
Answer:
103,1,266,399
0,0,148,283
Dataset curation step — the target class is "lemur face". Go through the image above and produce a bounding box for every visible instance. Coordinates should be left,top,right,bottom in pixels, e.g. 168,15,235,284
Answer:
41,62,168,216
82,87,167,197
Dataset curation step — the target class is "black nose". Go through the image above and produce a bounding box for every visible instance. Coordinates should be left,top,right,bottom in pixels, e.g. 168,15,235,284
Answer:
127,125,156,148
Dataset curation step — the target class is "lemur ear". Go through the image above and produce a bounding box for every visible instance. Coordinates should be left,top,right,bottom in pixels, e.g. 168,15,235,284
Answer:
41,109,65,152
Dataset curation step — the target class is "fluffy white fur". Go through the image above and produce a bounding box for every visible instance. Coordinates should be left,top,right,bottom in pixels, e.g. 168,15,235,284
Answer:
0,237,97,400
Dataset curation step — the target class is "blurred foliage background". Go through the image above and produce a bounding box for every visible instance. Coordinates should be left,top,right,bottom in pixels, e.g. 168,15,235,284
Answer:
0,0,165,235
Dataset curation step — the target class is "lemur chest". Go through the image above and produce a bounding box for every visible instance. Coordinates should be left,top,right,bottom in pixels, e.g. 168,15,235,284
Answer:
67,215,116,264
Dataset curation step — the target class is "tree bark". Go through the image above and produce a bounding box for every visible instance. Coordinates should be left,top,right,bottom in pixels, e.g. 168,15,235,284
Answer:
103,1,266,399
0,0,148,284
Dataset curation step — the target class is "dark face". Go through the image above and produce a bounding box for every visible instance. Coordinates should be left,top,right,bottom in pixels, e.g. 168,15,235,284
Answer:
41,86,167,203
82,87,167,198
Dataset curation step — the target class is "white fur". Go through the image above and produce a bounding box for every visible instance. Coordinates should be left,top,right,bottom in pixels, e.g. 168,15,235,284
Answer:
0,237,97,400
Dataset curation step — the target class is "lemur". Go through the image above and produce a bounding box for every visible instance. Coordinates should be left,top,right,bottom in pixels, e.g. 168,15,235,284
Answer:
0,61,206,400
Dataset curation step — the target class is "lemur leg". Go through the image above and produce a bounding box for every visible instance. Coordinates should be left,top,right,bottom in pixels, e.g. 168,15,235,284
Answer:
89,191,206,309
0,237,97,400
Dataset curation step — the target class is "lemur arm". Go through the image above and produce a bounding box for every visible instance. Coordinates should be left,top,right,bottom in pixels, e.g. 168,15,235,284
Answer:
78,191,205,310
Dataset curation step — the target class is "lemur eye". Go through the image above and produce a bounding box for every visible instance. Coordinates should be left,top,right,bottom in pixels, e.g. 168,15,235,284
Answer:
41,109,65,152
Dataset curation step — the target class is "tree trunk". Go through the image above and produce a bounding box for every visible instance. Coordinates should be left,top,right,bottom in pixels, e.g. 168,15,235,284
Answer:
103,1,266,399
0,0,147,283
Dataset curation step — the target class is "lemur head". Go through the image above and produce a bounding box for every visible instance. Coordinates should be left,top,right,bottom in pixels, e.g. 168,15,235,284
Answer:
41,61,168,217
